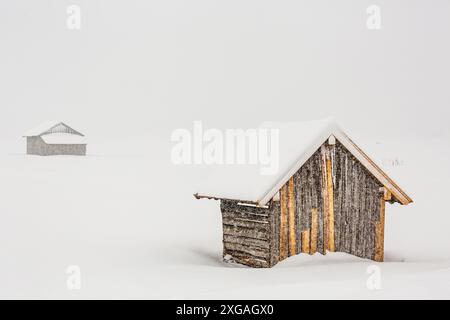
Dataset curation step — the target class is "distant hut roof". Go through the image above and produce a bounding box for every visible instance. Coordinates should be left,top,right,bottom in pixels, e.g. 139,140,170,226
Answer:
23,121,84,137
194,118,412,206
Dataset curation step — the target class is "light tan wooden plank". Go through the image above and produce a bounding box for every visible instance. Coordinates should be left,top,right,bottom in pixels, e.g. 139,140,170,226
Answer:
326,156,335,252
288,177,296,257
321,146,329,252
384,188,392,201
375,193,386,262
310,208,318,254
301,230,310,253
279,185,288,260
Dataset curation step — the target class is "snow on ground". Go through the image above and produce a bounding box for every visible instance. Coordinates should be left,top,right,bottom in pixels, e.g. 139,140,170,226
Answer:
0,135,449,299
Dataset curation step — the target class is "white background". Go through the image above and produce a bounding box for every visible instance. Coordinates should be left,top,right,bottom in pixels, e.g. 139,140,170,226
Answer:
0,0,449,299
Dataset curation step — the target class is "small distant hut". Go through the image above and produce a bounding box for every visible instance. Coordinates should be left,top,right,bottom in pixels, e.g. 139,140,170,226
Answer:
23,121,87,156
195,119,412,268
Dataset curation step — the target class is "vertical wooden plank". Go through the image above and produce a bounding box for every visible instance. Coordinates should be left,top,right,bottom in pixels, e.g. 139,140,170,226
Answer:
375,191,386,262
321,145,329,252
310,208,318,254
279,185,288,260
383,188,392,201
288,177,296,256
326,156,335,252
294,174,302,255
301,230,310,253
269,200,280,267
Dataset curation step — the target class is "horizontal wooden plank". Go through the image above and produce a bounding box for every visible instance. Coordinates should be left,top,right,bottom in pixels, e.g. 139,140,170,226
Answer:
224,252,269,268
222,217,270,230
233,217,269,224
223,242,269,259
222,209,269,221
223,225,269,241
221,200,271,214
223,234,270,250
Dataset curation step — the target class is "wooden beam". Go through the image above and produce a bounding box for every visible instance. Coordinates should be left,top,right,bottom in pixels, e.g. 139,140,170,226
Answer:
378,187,392,201
287,177,296,257
384,188,392,201
321,146,329,252
279,185,288,260
374,192,386,262
310,208,318,254
301,230,310,253
326,156,335,252
328,135,336,145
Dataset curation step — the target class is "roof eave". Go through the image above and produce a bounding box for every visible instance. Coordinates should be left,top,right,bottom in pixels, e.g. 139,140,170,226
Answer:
194,193,261,206
258,128,413,206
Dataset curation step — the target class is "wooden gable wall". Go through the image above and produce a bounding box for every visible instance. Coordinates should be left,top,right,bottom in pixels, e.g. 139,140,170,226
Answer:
41,123,82,136
275,140,385,264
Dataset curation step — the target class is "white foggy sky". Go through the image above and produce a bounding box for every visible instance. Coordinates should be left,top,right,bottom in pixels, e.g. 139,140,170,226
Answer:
1,1,450,299
1,0,449,141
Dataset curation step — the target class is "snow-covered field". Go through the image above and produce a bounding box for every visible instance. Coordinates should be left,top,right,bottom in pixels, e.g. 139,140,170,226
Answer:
1,134,449,299
1,0,450,300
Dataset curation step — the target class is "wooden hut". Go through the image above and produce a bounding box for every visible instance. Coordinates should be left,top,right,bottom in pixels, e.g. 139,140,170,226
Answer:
195,119,412,268
23,121,87,156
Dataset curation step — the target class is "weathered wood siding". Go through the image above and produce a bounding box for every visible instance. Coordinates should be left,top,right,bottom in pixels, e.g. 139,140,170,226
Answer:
277,146,326,260
27,137,86,156
220,139,386,267
331,141,382,260
275,140,384,263
220,200,276,268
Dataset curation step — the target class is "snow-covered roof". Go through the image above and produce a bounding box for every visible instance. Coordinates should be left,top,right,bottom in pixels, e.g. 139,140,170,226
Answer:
41,133,87,145
194,118,412,206
23,121,83,137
